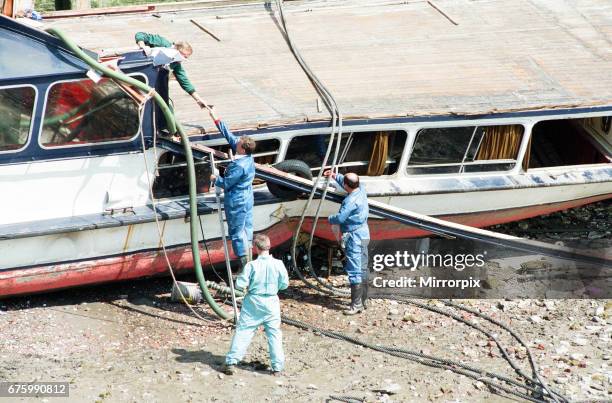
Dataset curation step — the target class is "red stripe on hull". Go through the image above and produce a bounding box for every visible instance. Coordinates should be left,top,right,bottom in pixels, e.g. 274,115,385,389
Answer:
1,193,609,298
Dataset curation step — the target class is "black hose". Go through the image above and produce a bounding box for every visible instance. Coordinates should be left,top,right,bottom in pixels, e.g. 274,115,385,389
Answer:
209,281,567,402
275,0,350,296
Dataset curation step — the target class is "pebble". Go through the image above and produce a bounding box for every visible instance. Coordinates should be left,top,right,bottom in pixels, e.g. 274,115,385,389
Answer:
570,353,585,361
307,384,318,390
380,383,401,394
403,314,421,323
554,377,569,384
388,308,399,316
217,373,224,379
572,338,588,346
529,315,542,324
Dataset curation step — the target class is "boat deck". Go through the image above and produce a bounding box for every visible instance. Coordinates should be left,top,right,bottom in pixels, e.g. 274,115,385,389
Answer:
41,0,612,133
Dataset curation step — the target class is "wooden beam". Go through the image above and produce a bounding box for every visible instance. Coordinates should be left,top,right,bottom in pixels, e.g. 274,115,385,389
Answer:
190,19,221,42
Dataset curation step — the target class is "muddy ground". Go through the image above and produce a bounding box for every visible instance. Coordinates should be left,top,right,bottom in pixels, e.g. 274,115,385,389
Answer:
1,203,611,403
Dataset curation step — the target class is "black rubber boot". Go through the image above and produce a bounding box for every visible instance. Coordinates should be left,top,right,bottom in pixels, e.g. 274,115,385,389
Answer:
234,255,249,280
343,284,364,315
239,255,249,270
362,279,369,310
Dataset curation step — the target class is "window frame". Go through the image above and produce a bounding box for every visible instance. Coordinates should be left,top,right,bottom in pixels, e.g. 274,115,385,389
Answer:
283,129,408,176
0,83,38,155
206,137,282,165
406,123,526,176
38,74,147,150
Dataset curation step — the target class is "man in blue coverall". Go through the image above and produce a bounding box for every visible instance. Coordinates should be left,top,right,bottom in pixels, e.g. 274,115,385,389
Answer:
208,107,256,268
324,170,370,315
223,234,289,376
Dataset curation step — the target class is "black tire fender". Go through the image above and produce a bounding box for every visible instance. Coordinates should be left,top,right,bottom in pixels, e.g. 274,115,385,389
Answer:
267,159,313,200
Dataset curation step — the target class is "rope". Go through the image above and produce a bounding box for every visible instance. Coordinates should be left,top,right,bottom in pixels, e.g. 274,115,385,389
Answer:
328,395,365,403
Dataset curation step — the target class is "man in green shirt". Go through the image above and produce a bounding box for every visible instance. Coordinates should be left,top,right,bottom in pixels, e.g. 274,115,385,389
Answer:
135,32,207,108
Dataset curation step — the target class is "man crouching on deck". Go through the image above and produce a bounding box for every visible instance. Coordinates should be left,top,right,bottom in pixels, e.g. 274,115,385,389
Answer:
223,234,289,376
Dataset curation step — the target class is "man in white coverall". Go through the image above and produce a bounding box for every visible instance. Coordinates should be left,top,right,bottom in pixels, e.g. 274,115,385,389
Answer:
223,234,289,376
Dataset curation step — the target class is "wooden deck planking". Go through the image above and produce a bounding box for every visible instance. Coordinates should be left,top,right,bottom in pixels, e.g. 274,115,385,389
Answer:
43,0,612,133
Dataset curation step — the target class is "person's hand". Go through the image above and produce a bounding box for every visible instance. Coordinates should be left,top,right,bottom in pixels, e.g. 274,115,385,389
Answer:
323,169,336,179
208,106,219,122
196,99,207,109
142,45,152,56
210,174,216,183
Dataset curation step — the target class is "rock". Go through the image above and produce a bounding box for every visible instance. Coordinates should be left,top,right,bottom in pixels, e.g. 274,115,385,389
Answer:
572,338,588,346
518,222,529,230
307,384,318,390
587,231,604,240
217,373,224,380
379,383,401,394
594,305,604,316
403,314,421,323
388,308,399,316
520,260,552,271
570,353,585,361
554,377,569,384
529,315,542,324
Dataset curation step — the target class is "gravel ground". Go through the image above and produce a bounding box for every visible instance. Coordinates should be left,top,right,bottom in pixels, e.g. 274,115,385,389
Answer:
0,202,610,403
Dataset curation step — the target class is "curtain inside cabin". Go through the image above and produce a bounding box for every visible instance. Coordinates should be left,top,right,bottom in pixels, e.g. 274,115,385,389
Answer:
475,125,523,160
367,131,389,176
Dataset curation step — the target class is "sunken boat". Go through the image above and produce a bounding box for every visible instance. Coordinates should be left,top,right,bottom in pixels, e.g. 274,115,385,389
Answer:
1,0,611,297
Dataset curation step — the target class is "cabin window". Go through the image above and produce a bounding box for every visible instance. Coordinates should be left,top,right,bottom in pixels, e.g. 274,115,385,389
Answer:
0,86,35,153
210,138,280,165
152,152,211,198
284,130,407,176
152,138,279,198
40,78,140,148
407,124,524,174
527,118,607,169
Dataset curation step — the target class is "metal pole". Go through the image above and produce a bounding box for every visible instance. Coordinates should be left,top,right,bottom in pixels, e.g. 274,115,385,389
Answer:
210,152,239,323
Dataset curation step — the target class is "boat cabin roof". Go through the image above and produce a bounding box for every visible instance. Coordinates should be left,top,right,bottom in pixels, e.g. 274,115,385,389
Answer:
22,0,612,133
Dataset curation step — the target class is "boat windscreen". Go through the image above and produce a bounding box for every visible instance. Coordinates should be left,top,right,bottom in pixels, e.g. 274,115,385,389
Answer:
40,78,141,148
0,86,35,152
